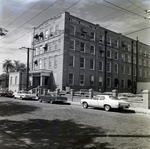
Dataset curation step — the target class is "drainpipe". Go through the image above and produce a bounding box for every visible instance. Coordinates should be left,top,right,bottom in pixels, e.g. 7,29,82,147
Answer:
104,30,107,92
136,37,139,93
131,40,134,93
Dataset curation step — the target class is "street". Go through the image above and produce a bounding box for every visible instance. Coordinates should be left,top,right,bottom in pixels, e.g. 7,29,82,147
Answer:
0,97,150,149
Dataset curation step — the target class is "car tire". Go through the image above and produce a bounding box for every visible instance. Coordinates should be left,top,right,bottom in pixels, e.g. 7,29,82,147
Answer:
82,102,88,109
104,105,111,111
14,96,16,99
39,99,42,102
50,100,53,104
20,97,23,100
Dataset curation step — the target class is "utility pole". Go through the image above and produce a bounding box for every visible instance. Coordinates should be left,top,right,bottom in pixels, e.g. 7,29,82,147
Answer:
19,47,35,90
104,30,107,92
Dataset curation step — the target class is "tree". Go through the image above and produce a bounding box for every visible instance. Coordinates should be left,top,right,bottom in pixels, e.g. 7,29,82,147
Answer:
2,59,14,74
12,60,27,72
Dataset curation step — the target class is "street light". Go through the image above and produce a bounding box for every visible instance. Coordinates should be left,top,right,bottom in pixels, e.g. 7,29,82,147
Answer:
19,47,35,90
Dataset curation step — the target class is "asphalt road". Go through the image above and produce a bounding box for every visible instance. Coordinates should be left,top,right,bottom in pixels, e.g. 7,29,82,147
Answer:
0,97,150,149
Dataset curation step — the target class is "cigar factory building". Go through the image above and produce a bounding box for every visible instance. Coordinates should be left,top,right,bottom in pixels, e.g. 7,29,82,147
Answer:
29,12,150,93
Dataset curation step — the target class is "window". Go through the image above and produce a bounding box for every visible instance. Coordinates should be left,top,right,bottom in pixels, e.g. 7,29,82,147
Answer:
68,73,74,85
107,37,111,46
121,53,125,61
10,77,12,84
114,52,118,60
54,56,57,68
91,32,95,40
127,66,131,75
70,39,75,50
100,35,103,43
114,64,118,73
43,57,46,69
121,65,125,74
99,76,103,87
143,50,146,56
90,45,95,55
128,55,131,63
50,26,53,37
80,75,84,86
69,56,74,67
143,59,147,66
128,45,131,52
90,75,94,86
80,57,85,69
35,47,38,55
107,49,111,58
15,76,17,84
144,70,147,78
107,62,111,72
99,61,103,71
49,57,52,68
81,32,86,38
81,42,85,52
45,30,48,39
90,59,94,70
121,79,125,88
40,45,43,54
39,59,42,69
107,77,111,87
148,61,150,67
133,56,136,64
114,40,118,48
139,49,142,55
139,58,142,65
70,25,75,35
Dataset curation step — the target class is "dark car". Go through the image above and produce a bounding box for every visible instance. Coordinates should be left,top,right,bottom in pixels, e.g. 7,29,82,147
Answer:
38,92,67,104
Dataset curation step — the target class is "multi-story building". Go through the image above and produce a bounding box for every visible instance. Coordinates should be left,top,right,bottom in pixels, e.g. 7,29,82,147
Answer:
29,11,150,93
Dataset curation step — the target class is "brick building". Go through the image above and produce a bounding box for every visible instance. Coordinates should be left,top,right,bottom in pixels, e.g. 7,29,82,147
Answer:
29,12,150,93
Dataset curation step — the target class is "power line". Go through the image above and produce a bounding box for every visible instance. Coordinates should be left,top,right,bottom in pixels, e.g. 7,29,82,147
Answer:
127,0,145,11
103,0,147,19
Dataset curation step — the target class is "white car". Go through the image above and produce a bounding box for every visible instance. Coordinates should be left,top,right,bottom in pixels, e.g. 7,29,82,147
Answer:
81,95,130,111
13,91,37,100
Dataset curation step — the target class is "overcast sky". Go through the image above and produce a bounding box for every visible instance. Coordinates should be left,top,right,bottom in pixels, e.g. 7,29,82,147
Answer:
0,0,150,74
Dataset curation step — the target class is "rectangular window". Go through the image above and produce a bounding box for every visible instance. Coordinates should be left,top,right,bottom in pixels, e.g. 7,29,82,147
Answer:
139,69,142,77
144,70,147,78
143,59,147,66
127,66,131,75
121,65,125,74
35,47,38,55
69,56,74,67
114,40,118,48
40,45,43,54
45,30,48,39
80,57,85,69
90,75,94,86
139,58,142,65
39,59,42,69
107,37,111,46
133,67,136,76
107,62,111,72
128,45,131,52
91,32,95,40
128,55,131,63
70,25,75,35
68,73,74,85
10,77,12,84
90,59,94,70
99,61,103,71
43,57,46,69
107,50,111,58
15,76,17,84
121,79,125,88
81,32,86,38
49,57,52,68
133,56,136,64
99,76,103,87
54,56,57,68
90,45,95,55
80,75,84,86
121,53,125,61
114,64,118,73
99,35,103,43
114,52,118,60
81,42,85,52
107,77,111,87
70,39,75,50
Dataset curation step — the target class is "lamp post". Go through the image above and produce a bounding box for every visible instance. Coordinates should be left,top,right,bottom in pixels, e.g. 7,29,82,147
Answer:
19,47,35,90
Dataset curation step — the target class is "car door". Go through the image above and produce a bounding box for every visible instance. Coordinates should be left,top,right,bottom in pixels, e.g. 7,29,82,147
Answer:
97,95,106,108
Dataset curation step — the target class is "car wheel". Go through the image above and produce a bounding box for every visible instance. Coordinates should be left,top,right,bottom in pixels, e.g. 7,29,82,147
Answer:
104,105,111,111
39,99,42,102
20,97,23,100
50,100,53,104
14,96,16,99
82,102,88,109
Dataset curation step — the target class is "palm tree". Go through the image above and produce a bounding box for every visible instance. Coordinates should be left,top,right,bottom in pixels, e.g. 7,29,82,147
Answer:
13,60,27,72
2,59,14,74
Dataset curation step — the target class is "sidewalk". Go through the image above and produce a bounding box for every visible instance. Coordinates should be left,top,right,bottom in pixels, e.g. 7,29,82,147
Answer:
67,96,150,115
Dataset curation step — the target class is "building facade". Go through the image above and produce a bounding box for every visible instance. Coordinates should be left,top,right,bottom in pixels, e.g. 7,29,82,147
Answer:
29,12,150,93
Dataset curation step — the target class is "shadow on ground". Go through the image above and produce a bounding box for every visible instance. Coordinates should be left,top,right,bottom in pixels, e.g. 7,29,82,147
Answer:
0,119,114,149
0,101,39,116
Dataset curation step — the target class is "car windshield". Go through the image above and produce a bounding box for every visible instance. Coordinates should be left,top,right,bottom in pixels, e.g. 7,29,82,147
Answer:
109,96,120,100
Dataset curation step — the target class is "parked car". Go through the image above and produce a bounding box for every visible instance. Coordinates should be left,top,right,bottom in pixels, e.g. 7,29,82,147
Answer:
118,93,143,101
74,89,89,97
81,95,130,111
13,91,37,100
38,92,67,104
0,89,13,97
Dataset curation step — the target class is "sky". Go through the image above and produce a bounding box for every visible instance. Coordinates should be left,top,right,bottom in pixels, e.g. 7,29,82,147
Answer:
0,0,150,74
